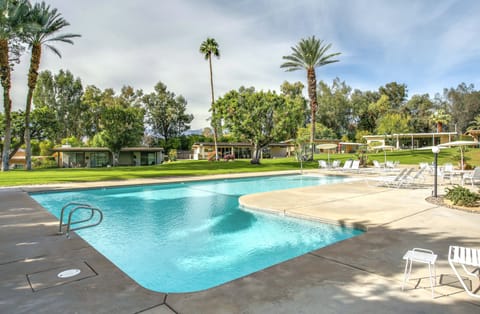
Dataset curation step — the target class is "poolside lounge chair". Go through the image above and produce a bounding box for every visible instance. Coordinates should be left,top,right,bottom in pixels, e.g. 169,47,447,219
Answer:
318,160,329,169
347,160,360,173
335,159,352,171
373,160,384,171
448,245,480,298
366,168,408,187
331,160,341,169
462,167,480,187
398,166,427,188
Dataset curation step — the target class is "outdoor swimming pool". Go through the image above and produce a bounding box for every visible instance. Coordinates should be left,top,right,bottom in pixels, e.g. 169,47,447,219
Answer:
31,174,363,293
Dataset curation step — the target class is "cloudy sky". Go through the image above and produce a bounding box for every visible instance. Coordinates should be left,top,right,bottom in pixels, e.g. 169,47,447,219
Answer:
8,0,480,129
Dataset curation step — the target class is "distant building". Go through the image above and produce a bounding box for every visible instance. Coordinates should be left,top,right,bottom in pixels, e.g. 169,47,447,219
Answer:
52,146,163,168
9,148,26,169
191,142,296,160
363,132,458,149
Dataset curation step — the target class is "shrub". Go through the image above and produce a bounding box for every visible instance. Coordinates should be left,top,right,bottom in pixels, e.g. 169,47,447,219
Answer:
444,185,480,207
32,157,57,169
168,149,177,162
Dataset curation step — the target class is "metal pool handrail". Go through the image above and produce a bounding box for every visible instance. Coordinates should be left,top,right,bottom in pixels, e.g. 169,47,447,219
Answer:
58,202,103,238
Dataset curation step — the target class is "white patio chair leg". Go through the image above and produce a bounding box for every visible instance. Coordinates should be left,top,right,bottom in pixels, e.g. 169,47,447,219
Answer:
428,263,435,298
402,259,411,290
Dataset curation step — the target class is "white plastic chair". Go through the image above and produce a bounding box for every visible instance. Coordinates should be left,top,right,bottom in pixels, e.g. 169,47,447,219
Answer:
402,248,437,298
462,167,480,187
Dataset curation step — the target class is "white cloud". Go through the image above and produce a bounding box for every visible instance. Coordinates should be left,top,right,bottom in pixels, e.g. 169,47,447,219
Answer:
4,0,480,129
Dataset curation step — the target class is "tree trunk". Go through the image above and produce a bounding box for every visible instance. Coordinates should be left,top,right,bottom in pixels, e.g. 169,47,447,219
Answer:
24,44,42,171
251,144,261,164
0,39,12,171
208,55,219,161
437,122,443,133
307,67,317,160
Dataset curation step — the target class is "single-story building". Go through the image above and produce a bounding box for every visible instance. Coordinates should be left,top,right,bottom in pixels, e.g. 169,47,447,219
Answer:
191,142,298,160
52,146,164,168
363,132,458,149
191,140,343,160
9,148,26,169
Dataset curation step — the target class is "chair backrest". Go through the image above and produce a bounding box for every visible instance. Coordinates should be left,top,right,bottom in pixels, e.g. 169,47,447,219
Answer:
350,160,360,170
343,160,353,169
411,166,426,179
319,160,328,168
395,168,415,183
419,162,428,169
373,160,381,168
332,160,340,168
444,163,454,172
392,168,409,181
473,167,480,177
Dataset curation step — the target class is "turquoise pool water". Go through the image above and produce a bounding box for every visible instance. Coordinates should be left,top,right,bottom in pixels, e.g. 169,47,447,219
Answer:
31,175,363,293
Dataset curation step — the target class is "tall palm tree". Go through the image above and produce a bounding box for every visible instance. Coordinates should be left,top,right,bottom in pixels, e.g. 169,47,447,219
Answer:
430,109,451,133
467,114,480,141
0,0,30,171
199,37,220,160
281,36,340,159
23,1,80,170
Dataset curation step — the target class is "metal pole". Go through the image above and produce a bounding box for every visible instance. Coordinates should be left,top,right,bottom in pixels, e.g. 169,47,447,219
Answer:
433,152,438,197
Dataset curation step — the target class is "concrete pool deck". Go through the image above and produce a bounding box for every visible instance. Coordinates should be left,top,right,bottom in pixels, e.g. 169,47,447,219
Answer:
1,170,479,313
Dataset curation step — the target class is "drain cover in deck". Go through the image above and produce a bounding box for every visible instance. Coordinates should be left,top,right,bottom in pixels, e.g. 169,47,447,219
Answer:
28,262,96,292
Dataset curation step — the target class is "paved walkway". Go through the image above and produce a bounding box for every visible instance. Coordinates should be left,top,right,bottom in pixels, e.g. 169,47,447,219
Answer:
1,170,479,313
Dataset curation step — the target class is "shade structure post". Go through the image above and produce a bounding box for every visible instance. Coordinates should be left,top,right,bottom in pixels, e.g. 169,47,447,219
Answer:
432,146,440,197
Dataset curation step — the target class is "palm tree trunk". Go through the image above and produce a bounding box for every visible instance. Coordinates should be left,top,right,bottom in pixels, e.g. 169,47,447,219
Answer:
208,55,218,161
0,39,12,171
25,44,42,171
307,67,317,160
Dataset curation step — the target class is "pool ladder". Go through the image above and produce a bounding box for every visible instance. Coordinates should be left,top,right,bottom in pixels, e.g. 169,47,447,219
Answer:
58,202,103,238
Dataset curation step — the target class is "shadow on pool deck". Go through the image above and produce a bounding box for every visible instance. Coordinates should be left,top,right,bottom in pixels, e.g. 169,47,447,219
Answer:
1,171,480,313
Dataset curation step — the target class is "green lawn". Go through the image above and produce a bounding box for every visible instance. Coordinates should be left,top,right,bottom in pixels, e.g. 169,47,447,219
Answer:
1,148,478,187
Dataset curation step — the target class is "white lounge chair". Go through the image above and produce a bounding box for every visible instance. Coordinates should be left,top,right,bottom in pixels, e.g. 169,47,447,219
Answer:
373,160,384,171
448,245,480,298
398,166,427,188
331,160,341,169
366,168,408,187
318,160,328,169
336,159,352,171
462,167,480,187
347,160,360,172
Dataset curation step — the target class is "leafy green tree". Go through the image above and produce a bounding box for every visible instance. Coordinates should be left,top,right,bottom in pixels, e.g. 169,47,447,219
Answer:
38,139,53,156
142,81,193,151
215,87,303,163
23,1,80,170
33,69,84,141
376,113,411,136
444,83,480,133
100,105,144,166
281,36,340,159
403,94,434,133
31,102,60,141
1,0,31,171
317,78,352,138
379,82,408,110
351,89,381,134
199,37,220,160
60,136,82,147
